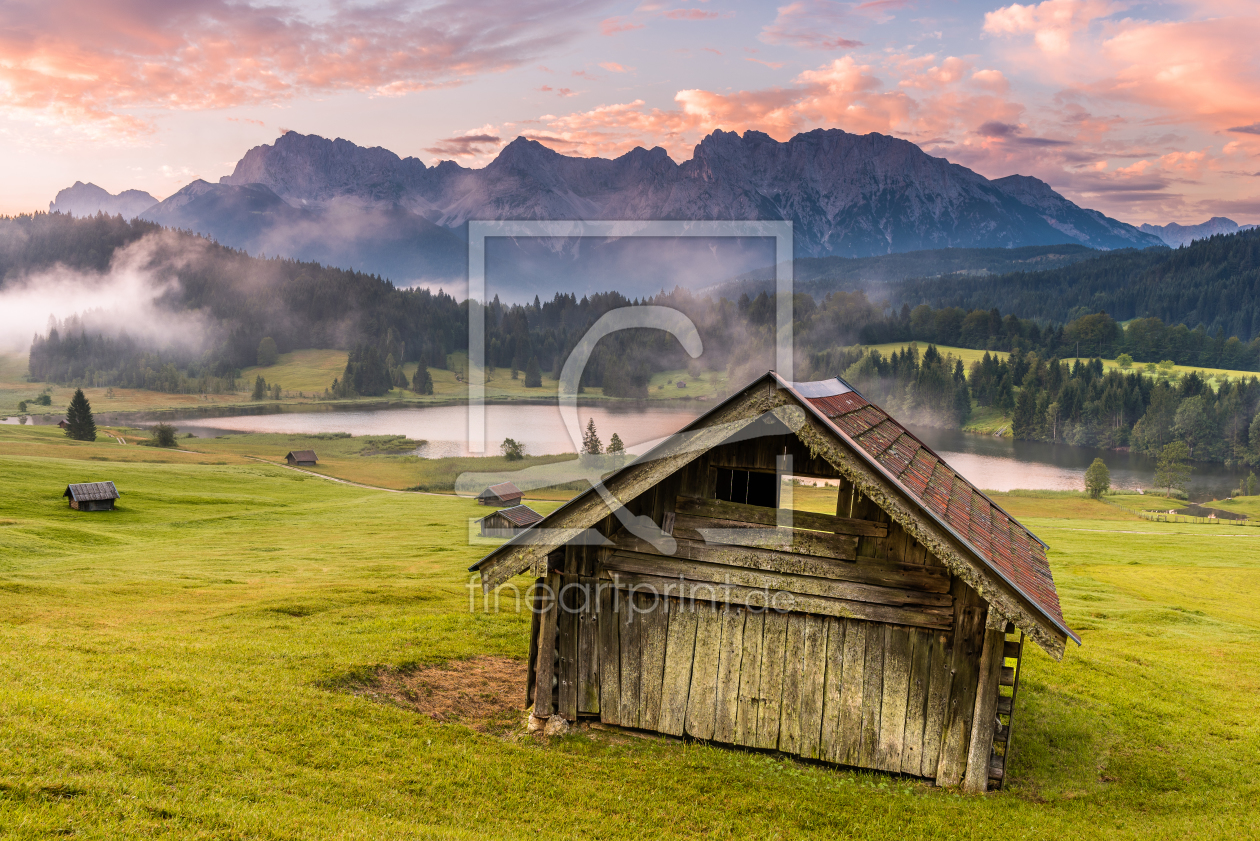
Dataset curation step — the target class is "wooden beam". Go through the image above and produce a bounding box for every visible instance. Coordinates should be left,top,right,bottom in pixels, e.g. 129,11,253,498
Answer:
876,625,912,772
657,600,699,737
935,582,987,787
797,614,828,761
533,570,561,718
963,624,1006,793
604,550,952,611
685,604,723,740
526,578,543,708
601,569,954,632
612,530,950,593
557,575,580,721
638,597,669,730
577,575,601,714
836,619,866,765
734,611,764,747
919,631,951,778
618,594,642,728
676,496,888,538
857,623,885,769
818,617,846,764
777,613,808,755
712,606,746,744
670,515,858,561
597,579,621,725
755,610,789,750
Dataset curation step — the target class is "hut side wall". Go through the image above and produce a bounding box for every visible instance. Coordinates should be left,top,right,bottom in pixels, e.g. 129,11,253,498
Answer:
528,441,997,784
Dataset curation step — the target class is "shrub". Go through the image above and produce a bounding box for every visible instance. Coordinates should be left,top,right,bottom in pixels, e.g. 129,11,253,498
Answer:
1085,458,1110,498
151,423,178,448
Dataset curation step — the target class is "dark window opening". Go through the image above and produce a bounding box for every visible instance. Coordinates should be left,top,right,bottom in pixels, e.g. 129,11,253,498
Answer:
714,467,777,508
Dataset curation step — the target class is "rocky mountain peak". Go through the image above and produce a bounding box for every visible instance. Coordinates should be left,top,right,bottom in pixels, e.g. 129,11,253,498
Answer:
49,181,157,219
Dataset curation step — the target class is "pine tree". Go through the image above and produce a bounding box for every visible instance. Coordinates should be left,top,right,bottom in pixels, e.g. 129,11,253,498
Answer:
414,368,434,395
251,375,267,400
64,388,96,441
607,433,626,469
257,337,278,366
524,356,542,388
1011,387,1038,438
582,418,602,455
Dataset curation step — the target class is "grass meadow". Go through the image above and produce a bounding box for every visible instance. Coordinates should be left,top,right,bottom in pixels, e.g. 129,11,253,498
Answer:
860,342,1260,386
1,349,730,421
1,426,1258,839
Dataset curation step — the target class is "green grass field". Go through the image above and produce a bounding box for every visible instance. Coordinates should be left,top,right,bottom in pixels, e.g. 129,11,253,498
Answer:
860,343,1260,385
1,349,729,420
2,427,1259,839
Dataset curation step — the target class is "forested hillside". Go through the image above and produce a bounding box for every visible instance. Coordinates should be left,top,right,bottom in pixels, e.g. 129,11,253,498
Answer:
5,213,463,393
11,212,1260,463
715,243,1103,300
895,229,1260,340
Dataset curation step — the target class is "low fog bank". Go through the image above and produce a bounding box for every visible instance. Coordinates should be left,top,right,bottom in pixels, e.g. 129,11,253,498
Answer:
0,235,213,353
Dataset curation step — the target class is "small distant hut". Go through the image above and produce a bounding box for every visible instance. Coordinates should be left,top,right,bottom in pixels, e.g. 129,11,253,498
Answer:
285,450,318,466
63,482,120,511
471,372,1077,792
479,505,544,537
477,481,524,507
57,419,69,429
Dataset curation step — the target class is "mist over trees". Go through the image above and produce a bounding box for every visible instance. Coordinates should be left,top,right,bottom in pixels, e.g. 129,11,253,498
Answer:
894,228,1260,342
17,213,1260,468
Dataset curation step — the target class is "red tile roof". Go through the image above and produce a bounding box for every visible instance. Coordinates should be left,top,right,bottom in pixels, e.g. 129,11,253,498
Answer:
485,505,544,528
789,376,1072,641
478,481,524,501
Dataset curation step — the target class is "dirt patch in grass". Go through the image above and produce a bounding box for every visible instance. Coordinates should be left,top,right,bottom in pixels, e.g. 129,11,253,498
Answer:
359,656,528,731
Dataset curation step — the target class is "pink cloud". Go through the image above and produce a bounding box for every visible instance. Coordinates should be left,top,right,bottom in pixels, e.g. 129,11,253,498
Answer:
983,0,1127,56
664,9,719,20
599,62,629,72
760,1,866,50
424,132,503,158
986,2,1260,136
0,0,603,135
600,16,644,35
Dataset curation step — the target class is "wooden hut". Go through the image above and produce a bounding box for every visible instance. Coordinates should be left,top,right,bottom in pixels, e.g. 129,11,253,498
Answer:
285,450,318,466
63,482,120,511
479,505,545,538
477,481,524,506
471,373,1077,792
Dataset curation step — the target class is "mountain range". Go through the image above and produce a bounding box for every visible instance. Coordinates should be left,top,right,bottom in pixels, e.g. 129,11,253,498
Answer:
49,182,157,219
48,129,1171,297
1138,217,1258,248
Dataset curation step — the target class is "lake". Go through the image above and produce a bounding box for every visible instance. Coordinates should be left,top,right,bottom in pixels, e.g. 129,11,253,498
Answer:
8,400,1244,500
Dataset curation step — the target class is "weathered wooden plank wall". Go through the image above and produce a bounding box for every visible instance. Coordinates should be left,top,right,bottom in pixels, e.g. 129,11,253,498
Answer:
590,584,986,785
519,437,997,788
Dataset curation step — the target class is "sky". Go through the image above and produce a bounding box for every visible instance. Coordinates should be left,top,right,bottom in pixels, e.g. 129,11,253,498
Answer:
2,0,1258,225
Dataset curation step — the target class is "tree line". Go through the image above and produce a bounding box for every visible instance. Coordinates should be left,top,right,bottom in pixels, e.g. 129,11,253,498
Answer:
828,342,1260,468
893,227,1260,343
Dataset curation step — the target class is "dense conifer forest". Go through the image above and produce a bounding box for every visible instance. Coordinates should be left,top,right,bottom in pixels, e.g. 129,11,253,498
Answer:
12,212,1260,465
893,228,1260,341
